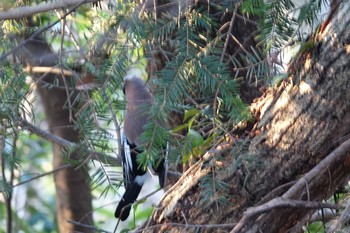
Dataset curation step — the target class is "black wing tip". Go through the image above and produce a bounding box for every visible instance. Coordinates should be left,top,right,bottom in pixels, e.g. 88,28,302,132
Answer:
114,181,143,220
154,159,166,188
114,204,131,221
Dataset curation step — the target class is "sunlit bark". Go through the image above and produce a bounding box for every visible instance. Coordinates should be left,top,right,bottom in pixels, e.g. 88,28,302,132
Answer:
145,2,350,232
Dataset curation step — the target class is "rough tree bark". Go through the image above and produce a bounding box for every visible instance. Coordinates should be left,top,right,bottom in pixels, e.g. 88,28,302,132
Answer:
19,38,93,232
144,2,350,232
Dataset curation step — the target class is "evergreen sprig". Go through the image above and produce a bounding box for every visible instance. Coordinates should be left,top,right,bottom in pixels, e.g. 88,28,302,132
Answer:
242,0,327,53
131,4,252,172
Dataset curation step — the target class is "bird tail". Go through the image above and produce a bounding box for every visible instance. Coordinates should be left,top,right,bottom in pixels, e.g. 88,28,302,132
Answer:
155,143,168,188
115,180,143,221
154,159,165,188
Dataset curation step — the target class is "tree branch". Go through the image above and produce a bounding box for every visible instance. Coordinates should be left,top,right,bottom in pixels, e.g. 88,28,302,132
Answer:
0,0,91,62
138,222,237,232
24,66,74,76
231,198,339,233
0,0,99,21
13,164,72,187
67,220,111,233
240,136,350,232
17,118,121,166
283,137,350,199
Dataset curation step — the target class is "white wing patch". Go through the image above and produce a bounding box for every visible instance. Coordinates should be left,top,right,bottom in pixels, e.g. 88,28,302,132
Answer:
121,128,133,185
165,141,169,174
135,174,147,186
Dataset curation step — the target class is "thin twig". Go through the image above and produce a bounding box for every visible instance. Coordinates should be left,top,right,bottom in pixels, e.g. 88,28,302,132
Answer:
13,164,72,187
220,1,240,62
58,14,75,123
79,200,118,223
257,181,296,205
17,118,121,166
55,10,85,58
0,0,90,61
134,222,237,232
67,220,111,233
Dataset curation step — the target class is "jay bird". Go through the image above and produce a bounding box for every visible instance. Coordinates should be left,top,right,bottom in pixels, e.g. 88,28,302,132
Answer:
115,75,166,221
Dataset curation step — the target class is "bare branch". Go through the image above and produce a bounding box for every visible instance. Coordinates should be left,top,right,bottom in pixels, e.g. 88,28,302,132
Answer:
0,0,99,21
236,137,350,232
67,220,111,233
13,164,72,187
137,222,237,232
17,118,121,166
0,0,90,61
283,137,350,199
220,1,240,62
24,66,74,76
231,198,339,233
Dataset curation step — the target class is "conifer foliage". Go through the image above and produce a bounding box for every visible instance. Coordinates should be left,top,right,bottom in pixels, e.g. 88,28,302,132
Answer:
0,0,331,231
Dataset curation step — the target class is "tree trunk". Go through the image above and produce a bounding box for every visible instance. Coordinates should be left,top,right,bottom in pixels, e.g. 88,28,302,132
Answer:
20,38,93,233
145,2,350,232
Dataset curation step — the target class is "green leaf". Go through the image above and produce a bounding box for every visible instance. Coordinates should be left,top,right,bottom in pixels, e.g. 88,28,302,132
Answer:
182,129,204,163
183,108,200,122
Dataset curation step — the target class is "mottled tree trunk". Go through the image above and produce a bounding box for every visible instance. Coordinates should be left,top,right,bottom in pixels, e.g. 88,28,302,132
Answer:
145,2,350,232
20,38,93,233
